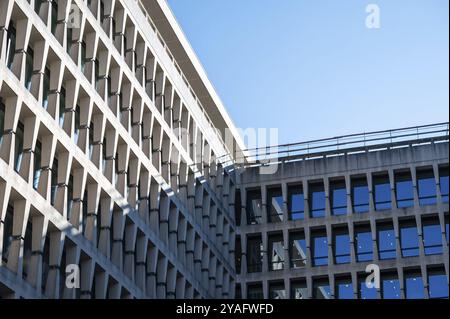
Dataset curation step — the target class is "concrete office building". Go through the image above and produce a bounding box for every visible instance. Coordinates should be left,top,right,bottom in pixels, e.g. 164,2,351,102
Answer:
0,0,449,300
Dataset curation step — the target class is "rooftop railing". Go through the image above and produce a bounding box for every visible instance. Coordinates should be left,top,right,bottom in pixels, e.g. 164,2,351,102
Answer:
231,122,449,167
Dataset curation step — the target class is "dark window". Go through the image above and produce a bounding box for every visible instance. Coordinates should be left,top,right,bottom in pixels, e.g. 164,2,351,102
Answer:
235,236,241,274
268,234,284,271
439,166,449,203
330,180,347,215
334,230,351,264
288,185,304,220
33,140,42,190
95,58,100,89
395,172,414,208
2,205,14,263
246,190,262,225
382,274,401,299
291,280,307,299
234,191,241,226
66,25,73,55
373,174,391,210
74,105,81,145
336,278,353,299
51,0,58,34
35,0,43,15
312,232,328,266
59,86,66,127
42,67,50,109
14,121,24,173
428,270,448,299
247,236,262,273
0,99,5,147
422,220,443,255
290,232,307,268
81,41,87,73
247,283,263,299
267,188,283,223
67,175,73,220
359,277,378,299
400,223,419,257
417,169,437,206
313,279,331,299
377,224,396,260
352,177,370,213
25,47,34,91
309,183,325,218
269,282,285,299
404,273,424,299
51,159,58,206
355,227,373,262
6,22,16,70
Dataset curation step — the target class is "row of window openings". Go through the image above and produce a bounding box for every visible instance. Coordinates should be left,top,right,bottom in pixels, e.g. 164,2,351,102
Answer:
245,171,449,224
245,271,448,299
241,222,448,273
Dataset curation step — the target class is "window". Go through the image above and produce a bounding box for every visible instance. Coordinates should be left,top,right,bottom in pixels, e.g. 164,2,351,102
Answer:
25,47,34,91
291,280,307,299
309,183,326,218
417,169,437,206
268,234,284,271
14,121,24,173
42,67,50,109
246,190,262,225
395,171,414,208
247,236,263,273
359,277,378,299
290,232,307,268
355,227,373,262
0,99,5,147
269,282,285,299
67,25,73,55
335,278,353,299
2,205,14,263
312,232,328,266
333,230,351,264
74,105,81,145
267,188,283,223
373,174,391,210
33,140,42,190
422,220,443,255
6,22,16,70
67,175,74,220
439,166,449,202
377,224,396,260
352,177,369,213
288,185,304,220
35,0,44,15
428,270,448,299
81,41,87,73
95,58,100,89
382,274,401,299
404,273,424,299
51,159,58,206
59,86,66,127
330,180,347,215
235,236,241,274
51,0,58,34
313,279,331,299
247,283,263,299
400,223,419,257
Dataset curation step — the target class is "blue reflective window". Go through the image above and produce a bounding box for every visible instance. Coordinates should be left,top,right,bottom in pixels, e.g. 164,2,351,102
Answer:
428,273,449,299
336,280,354,299
355,230,373,262
312,234,328,266
400,225,419,257
330,181,347,215
417,170,437,206
378,226,396,260
373,175,391,210
382,277,401,299
439,167,449,203
352,178,370,213
405,274,424,299
334,233,350,264
396,172,414,208
309,184,325,218
359,280,378,299
288,186,304,220
423,222,443,255
313,281,331,299
446,221,449,244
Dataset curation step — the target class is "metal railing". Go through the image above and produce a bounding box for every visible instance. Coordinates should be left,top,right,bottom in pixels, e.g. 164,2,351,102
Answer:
232,122,449,167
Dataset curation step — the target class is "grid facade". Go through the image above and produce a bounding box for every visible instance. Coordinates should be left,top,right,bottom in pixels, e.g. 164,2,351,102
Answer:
235,141,449,299
0,0,237,299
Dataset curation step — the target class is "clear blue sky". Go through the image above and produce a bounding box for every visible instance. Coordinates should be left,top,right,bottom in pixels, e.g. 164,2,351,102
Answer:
167,0,449,145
